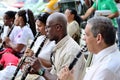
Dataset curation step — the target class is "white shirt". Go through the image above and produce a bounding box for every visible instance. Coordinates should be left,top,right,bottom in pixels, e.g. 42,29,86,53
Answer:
0,66,22,80
9,25,34,52
84,44,120,80
50,35,85,80
1,26,10,40
32,35,55,61
67,20,80,38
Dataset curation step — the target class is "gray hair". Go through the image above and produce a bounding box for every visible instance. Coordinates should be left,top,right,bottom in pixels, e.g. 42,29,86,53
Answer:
87,16,116,46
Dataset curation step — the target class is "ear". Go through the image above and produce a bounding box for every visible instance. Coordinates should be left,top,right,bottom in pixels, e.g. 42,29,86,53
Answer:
56,24,62,31
96,33,102,44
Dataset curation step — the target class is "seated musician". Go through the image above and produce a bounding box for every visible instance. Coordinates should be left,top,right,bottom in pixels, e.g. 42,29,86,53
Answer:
15,12,55,80
0,11,17,43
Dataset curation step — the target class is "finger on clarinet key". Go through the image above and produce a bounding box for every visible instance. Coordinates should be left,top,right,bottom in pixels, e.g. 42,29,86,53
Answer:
25,48,34,57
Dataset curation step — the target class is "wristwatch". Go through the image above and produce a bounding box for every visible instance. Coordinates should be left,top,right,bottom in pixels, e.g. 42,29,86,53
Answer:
38,68,45,76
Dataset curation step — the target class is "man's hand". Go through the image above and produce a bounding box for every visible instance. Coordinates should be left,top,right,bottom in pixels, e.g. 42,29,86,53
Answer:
58,66,74,80
30,57,42,74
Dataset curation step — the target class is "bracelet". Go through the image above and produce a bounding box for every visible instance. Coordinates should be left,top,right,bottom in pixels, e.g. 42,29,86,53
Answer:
38,68,45,76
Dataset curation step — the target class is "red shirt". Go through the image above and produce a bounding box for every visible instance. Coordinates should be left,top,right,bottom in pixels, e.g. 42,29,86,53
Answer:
0,52,19,68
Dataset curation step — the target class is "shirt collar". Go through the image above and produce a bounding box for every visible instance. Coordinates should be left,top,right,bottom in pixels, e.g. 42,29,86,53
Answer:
53,35,70,51
93,44,118,64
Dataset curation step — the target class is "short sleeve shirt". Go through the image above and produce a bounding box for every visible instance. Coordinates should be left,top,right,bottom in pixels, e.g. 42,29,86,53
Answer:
92,0,118,28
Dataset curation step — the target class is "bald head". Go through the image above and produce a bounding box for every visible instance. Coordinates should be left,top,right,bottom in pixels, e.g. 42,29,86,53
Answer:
46,12,68,43
47,12,67,32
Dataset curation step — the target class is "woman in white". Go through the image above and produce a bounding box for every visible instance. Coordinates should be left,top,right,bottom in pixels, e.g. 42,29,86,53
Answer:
64,8,82,44
31,12,55,68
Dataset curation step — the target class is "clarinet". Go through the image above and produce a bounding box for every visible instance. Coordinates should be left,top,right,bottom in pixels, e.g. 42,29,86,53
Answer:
69,45,87,70
0,25,14,50
21,37,47,80
0,25,3,36
11,32,40,80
